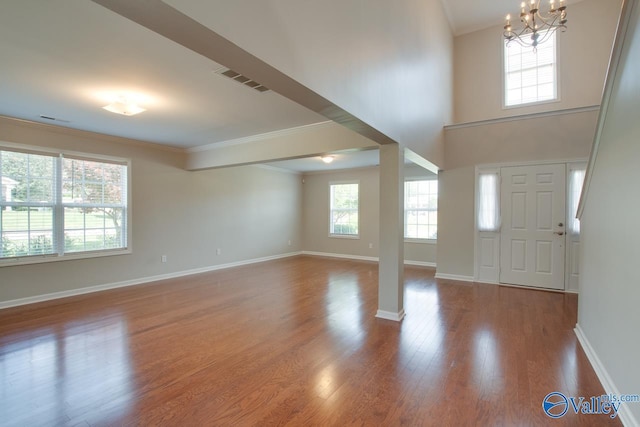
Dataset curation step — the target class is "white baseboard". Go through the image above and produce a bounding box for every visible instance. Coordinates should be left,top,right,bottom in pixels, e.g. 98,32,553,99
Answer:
301,251,378,262
434,273,475,282
404,260,436,268
301,251,436,268
474,279,499,285
575,324,639,427
0,251,303,310
375,309,406,322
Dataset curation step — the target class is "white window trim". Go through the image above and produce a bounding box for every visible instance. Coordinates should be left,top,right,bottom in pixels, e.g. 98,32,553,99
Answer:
328,180,360,239
0,141,132,267
403,177,438,243
501,30,562,110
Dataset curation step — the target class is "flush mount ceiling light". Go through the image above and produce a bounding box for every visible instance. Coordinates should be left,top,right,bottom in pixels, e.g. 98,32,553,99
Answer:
504,0,568,49
102,97,146,116
321,155,334,164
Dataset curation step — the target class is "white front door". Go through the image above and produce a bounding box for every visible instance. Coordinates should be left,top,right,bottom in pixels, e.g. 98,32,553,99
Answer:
500,164,566,290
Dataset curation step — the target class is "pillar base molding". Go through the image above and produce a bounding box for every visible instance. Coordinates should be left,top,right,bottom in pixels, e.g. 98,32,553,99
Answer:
375,309,406,322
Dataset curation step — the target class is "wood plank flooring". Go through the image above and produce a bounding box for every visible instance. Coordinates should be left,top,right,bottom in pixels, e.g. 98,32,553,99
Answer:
0,256,620,426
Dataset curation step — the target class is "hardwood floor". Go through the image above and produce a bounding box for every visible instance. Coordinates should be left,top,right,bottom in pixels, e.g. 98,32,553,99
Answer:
0,256,619,426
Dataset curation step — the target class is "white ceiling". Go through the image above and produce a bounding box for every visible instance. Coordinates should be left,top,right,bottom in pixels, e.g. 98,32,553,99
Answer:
443,0,585,36
0,1,583,171
0,1,326,149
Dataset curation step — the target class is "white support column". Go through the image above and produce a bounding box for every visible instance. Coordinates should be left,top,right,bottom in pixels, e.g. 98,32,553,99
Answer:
376,144,405,321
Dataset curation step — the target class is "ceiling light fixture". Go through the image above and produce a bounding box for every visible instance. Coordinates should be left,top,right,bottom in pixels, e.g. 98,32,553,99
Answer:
504,0,568,49
102,97,146,116
321,155,334,164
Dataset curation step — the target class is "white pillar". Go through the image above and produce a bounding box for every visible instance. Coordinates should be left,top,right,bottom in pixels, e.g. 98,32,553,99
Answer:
376,144,405,321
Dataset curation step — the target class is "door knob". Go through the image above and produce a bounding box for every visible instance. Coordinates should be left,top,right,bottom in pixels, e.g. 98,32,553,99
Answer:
554,231,564,236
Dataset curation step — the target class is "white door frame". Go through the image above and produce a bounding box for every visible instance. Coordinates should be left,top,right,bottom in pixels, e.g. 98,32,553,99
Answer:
474,158,587,291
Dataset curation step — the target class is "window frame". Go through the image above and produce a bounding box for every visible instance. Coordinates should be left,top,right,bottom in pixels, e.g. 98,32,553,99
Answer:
567,164,586,236
476,170,501,232
0,141,132,267
403,178,438,243
328,180,360,239
502,29,561,109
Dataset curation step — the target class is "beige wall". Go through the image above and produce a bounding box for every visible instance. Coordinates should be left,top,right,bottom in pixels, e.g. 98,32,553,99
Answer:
578,2,640,423
435,167,475,278
444,109,599,170
0,117,303,304
302,164,436,265
168,0,453,167
454,0,622,124
437,111,595,278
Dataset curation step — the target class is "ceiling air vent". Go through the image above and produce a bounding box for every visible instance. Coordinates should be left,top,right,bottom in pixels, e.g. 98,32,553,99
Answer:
214,67,270,93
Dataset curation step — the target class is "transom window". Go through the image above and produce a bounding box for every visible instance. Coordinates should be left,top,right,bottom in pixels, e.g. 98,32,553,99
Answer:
504,30,557,107
0,146,129,264
329,182,359,237
404,180,438,240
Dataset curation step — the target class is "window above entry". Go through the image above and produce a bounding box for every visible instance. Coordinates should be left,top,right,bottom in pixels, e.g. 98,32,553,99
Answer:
504,29,558,107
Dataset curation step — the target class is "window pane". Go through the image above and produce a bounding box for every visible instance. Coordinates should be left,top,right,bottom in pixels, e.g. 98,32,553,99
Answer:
522,86,539,104
1,150,57,258
507,89,522,105
1,147,128,261
404,179,438,239
477,173,500,231
62,158,127,253
538,83,555,100
569,168,586,234
504,30,557,106
330,183,359,236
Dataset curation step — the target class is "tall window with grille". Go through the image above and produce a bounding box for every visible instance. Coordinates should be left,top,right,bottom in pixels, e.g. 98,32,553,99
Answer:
0,146,129,264
404,180,438,240
329,182,359,237
504,30,557,107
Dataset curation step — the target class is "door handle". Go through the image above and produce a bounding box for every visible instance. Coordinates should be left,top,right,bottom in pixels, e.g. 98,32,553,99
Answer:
554,231,564,236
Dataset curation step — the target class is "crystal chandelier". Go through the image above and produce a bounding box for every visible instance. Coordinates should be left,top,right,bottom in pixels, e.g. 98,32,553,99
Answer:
504,0,568,48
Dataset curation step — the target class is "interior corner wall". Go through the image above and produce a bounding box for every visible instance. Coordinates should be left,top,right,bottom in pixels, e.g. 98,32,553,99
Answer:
0,117,303,305
453,0,622,124
301,165,436,265
577,2,640,423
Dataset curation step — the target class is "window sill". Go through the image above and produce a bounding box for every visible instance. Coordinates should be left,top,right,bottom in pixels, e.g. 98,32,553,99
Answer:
404,238,437,245
328,234,360,240
0,248,131,268
502,97,560,110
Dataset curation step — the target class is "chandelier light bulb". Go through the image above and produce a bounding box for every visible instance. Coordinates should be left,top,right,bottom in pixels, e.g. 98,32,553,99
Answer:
504,0,568,50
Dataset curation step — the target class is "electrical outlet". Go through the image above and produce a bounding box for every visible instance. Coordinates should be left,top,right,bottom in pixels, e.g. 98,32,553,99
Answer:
216,248,221,255
161,255,167,263
369,243,373,249
288,240,292,246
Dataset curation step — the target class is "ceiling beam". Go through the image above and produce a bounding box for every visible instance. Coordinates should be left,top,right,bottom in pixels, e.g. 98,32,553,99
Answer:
91,0,397,147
